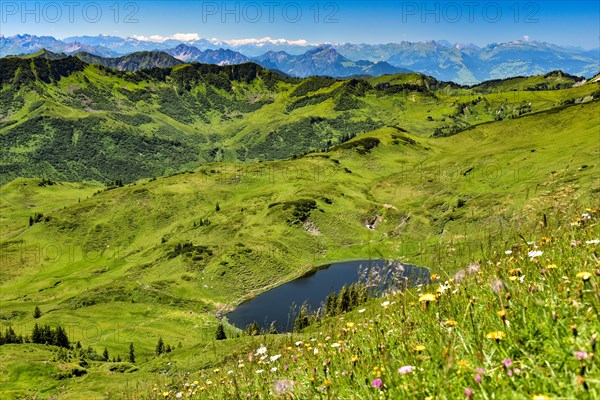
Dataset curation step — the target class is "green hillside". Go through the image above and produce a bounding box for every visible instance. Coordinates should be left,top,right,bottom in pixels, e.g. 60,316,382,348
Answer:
471,70,586,92
1,57,598,184
16,49,68,60
0,79,598,398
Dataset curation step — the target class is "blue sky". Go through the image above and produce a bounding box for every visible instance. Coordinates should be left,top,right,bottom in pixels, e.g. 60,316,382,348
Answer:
1,0,599,48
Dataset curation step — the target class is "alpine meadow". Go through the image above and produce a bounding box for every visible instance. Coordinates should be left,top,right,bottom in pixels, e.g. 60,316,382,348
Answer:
0,2,599,399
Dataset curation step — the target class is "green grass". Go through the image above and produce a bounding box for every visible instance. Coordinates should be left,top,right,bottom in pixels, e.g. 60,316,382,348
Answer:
0,69,599,398
141,206,599,399
2,57,598,183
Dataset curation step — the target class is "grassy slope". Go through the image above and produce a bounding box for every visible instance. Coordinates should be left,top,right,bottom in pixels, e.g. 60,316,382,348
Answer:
0,96,598,398
1,60,598,183
141,206,600,400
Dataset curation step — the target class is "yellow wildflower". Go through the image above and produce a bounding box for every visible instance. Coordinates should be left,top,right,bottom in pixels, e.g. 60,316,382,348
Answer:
486,331,506,342
576,272,591,281
414,344,426,352
508,268,522,276
419,293,437,303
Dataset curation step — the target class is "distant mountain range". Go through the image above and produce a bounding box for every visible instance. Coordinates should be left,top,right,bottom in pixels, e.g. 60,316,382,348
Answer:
13,46,412,78
1,34,598,83
166,45,250,65
252,46,411,77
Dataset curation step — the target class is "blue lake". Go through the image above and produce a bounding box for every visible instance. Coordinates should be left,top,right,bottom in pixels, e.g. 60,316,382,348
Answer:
225,259,430,332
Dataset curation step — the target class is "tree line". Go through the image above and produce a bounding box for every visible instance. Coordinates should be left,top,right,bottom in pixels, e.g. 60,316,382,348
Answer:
0,323,69,348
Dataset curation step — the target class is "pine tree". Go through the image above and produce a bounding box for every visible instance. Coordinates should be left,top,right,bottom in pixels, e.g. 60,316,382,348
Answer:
31,323,42,344
215,202,220,212
54,326,70,348
215,323,227,340
294,303,310,332
325,292,338,316
338,285,350,313
3,326,20,344
38,324,52,344
245,322,259,336
128,342,135,363
156,337,165,356
269,323,278,335
102,347,109,361
33,306,42,319
348,283,359,309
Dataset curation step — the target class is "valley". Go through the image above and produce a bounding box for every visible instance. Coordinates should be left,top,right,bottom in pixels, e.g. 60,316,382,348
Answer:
1,55,597,184
0,55,599,398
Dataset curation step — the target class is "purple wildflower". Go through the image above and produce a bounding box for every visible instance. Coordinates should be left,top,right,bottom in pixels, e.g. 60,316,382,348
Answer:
502,358,513,368
398,365,415,375
274,379,294,396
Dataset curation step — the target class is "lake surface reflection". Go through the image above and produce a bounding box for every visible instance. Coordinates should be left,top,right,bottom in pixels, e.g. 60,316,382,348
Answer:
225,259,430,332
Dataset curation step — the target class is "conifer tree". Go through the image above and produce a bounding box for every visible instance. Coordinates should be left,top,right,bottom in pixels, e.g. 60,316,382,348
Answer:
156,337,165,356
245,322,259,336
269,323,278,335
128,342,135,363
54,326,70,348
294,303,310,332
215,323,227,340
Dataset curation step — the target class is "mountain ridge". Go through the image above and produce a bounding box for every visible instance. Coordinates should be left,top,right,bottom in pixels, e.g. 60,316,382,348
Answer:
1,54,598,185
12,46,411,77
2,34,598,83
